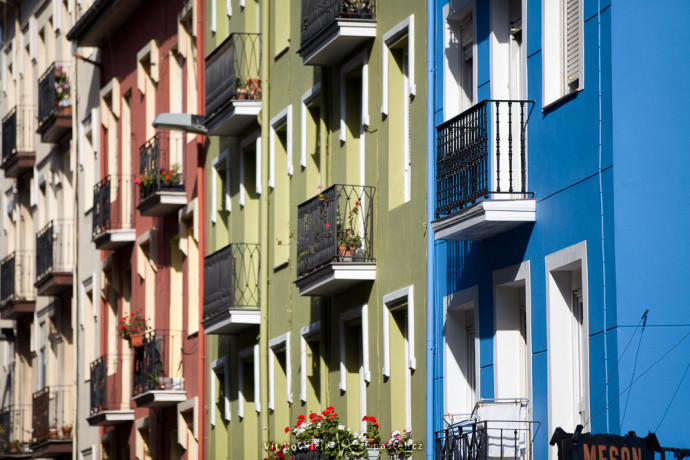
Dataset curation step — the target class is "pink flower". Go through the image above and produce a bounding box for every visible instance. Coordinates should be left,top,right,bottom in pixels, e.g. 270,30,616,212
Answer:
325,223,330,228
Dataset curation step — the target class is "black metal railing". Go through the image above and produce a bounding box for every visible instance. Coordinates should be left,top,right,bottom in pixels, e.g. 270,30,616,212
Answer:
1,106,35,163
138,132,185,202
205,33,262,117
435,100,534,218
0,404,32,454
1,251,35,306
36,220,74,283
90,355,131,415
435,419,537,460
203,243,260,321
133,330,185,396
297,184,375,277
32,386,72,443
301,0,376,47
38,62,72,128
92,175,134,237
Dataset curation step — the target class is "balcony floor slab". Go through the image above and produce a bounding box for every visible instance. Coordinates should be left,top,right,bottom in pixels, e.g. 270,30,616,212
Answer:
1,152,35,178
35,272,73,297
295,262,376,296
29,439,71,459
92,229,136,250
299,19,377,66
86,410,135,426
37,113,72,143
431,199,536,241
202,308,260,335
132,390,187,408
138,190,187,217
206,100,261,136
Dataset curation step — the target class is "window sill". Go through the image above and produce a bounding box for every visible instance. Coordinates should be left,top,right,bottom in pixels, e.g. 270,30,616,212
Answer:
541,87,580,113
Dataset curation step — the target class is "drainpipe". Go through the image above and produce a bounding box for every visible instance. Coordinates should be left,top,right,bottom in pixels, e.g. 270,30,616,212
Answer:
425,0,437,458
195,0,207,457
259,0,270,453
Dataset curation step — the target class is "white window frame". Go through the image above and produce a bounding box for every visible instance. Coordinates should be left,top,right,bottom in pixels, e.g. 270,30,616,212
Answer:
176,397,199,451
211,0,217,33
268,332,292,409
300,83,321,168
442,4,476,121
545,241,589,459
238,344,261,417
268,105,293,188
211,148,231,223
210,357,231,425
382,285,416,376
381,15,416,115
443,285,480,420
299,321,321,403
542,0,584,108
339,51,370,143
338,305,371,391
239,130,260,207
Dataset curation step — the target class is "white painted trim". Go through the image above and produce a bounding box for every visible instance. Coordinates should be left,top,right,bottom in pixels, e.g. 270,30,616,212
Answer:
239,131,260,207
238,345,260,417
442,285,480,418
381,15,415,115
300,83,322,168
226,0,231,16
211,0,217,32
255,137,262,195
210,357,231,424
300,321,321,402
382,285,416,376
269,106,293,188
545,241,589,459
339,50,370,143
268,332,292,410
338,305,370,392
492,261,533,411
211,148,231,223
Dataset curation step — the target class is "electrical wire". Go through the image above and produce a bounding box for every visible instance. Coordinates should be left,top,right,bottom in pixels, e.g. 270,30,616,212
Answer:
621,311,648,426
655,356,690,432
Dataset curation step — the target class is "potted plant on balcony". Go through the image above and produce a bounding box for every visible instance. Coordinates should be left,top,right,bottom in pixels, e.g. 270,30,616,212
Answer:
61,423,72,439
337,199,363,261
265,442,291,460
384,430,413,460
235,78,249,100
9,440,20,454
362,416,381,459
54,65,72,115
290,407,368,459
135,165,182,193
49,421,59,440
342,0,371,17
118,310,150,347
247,78,261,100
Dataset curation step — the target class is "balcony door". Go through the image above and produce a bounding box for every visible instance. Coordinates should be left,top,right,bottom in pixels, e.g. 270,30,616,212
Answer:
443,4,475,121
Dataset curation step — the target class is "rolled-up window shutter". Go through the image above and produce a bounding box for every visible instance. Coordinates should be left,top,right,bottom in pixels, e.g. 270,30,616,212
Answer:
565,0,581,89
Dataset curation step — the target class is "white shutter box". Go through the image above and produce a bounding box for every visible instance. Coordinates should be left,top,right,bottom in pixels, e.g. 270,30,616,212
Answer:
565,0,581,87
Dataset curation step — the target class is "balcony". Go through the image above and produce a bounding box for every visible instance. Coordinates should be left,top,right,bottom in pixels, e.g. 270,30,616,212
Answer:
435,400,537,460
1,106,36,178
87,355,134,426
35,221,73,297
202,244,260,334
431,100,536,241
132,330,186,408
92,175,135,250
136,133,187,217
30,387,72,458
295,184,376,296
66,0,145,46
0,405,32,458
0,252,36,320
298,0,376,66
205,33,262,136
36,63,72,143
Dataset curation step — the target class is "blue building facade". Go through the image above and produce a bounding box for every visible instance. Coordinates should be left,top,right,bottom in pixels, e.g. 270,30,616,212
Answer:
426,1,690,459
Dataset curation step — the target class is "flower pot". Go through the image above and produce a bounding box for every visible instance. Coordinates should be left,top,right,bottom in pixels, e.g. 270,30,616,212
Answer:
62,425,72,438
247,78,261,99
367,448,381,460
338,245,356,262
236,89,249,100
388,453,411,460
129,333,145,348
49,427,58,440
9,445,18,454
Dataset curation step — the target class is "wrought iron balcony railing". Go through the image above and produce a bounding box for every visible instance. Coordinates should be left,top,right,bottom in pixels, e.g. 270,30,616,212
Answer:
0,404,32,455
92,175,134,237
32,386,72,443
2,106,35,163
300,0,376,47
137,132,185,202
90,355,132,415
205,33,262,117
203,243,260,321
133,330,185,396
38,62,72,128
435,100,534,218
1,251,36,306
36,220,74,283
435,418,538,460
296,184,375,277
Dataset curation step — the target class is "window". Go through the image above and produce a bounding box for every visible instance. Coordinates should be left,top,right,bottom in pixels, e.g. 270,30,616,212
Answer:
177,398,199,460
382,286,415,430
542,0,583,107
211,149,231,223
300,83,322,194
238,345,260,459
339,52,369,186
269,106,292,267
268,333,291,441
300,321,322,411
339,306,370,430
211,358,230,425
382,17,415,207
239,132,261,240
443,7,474,120
443,286,479,420
546,241,589,458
